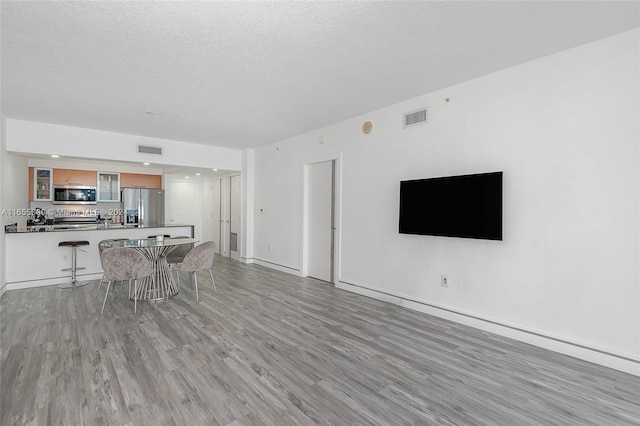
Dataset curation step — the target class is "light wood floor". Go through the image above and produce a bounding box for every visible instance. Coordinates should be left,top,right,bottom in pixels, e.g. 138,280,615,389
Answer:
1,255,639,425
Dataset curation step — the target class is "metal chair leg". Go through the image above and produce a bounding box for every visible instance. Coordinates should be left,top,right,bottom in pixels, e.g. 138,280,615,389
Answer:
194,272,199,302
100,281,112,315
97,275,105,297
134,279,138,313
208,268,217,294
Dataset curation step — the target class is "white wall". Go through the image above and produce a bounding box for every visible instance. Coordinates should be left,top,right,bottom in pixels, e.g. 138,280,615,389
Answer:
6,119,242,171
252,29,640,374
0,121,29,227
0,113,30,293
0,113,6,293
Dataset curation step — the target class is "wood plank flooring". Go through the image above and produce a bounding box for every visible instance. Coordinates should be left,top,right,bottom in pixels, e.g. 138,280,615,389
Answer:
1,255,639,425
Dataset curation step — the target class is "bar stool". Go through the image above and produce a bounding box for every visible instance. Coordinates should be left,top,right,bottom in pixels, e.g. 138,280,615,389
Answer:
58,240,90,289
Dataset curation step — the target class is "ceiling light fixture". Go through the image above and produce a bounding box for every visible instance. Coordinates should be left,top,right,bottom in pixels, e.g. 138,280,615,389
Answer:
185,176,189,179
212,168,218,171
51,154,59,158
143,162,150,165
195,173,201,176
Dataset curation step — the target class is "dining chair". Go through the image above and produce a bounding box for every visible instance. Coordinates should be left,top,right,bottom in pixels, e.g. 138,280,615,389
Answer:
97,239,128,296
173,241,217,302
166,236,193,271
99,247,154,315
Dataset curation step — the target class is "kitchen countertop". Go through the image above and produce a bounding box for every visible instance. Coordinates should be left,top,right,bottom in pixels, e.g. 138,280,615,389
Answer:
4,224,195,289
5,223,194,233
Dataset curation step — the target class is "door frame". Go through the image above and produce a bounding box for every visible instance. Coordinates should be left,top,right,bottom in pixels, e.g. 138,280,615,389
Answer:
301,155,342,283
229,174,242,261
211,178,222,255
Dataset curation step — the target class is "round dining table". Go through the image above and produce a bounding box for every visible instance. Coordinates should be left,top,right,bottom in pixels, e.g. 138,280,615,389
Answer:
110,237,198,301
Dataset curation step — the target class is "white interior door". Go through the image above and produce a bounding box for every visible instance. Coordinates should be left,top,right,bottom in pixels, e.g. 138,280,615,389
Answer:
230,175,242,261
168,180,202,242
211,179,222,255
220,177,231,257
307,161,334,282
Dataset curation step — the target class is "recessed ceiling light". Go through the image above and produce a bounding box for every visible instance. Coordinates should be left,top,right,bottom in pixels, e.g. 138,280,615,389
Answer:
51,155,59,158
143,162,150,166
185,176,189,179
195,173,201,176
212,168,218,171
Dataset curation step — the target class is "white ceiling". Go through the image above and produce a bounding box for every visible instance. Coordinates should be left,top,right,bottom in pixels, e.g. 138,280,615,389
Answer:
2,1,638,150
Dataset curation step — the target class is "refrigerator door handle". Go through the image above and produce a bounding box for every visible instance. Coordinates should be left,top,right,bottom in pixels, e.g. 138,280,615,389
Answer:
139,196,144,225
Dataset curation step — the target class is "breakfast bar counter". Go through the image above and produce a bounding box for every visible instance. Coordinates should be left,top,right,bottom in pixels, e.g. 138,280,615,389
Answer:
5,224,194,290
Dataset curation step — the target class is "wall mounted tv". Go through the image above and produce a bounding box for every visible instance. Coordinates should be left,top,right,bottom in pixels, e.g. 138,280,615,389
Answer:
399,171,503,240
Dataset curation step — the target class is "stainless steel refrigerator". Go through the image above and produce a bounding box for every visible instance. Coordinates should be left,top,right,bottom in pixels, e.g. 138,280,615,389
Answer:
122,188,165,226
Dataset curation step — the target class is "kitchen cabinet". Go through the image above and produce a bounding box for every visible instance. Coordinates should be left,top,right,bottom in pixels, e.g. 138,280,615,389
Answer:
53,169,97,186
26,167,162,200
120,173,162,189
97,172,120,202
30,167,53,201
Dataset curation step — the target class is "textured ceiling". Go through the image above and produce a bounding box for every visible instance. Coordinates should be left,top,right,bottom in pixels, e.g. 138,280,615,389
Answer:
1,1,639,149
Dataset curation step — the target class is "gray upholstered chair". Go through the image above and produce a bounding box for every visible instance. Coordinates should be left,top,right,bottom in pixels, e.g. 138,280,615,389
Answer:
99,247,153,315
166,236,194,267
174,241,217,302
97,239,128,295
97,238,128,256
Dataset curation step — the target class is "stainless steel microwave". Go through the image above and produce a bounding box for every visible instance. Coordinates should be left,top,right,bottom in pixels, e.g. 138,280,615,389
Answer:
53,185,97,204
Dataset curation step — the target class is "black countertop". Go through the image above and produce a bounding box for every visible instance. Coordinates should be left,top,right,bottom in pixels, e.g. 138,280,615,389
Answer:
5,223,194,234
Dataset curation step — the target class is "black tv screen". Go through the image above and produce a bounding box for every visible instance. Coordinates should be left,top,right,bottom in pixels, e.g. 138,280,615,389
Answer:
399,171,503,240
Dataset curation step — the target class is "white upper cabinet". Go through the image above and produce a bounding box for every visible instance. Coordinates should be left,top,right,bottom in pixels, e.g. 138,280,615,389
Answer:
97,172,120,202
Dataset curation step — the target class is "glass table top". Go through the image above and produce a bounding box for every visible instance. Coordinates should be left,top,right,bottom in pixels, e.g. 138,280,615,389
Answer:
112,237,198,248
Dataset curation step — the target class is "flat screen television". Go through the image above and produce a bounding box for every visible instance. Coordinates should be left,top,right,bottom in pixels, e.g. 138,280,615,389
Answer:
399,171,503,240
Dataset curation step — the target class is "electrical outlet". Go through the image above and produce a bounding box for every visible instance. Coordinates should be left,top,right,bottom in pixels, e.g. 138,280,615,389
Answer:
63,255,68,261
441,275,449,287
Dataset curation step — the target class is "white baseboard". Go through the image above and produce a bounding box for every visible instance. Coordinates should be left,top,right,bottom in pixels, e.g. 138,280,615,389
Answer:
247,258,303,277
336,280,640,377
6,273,103,290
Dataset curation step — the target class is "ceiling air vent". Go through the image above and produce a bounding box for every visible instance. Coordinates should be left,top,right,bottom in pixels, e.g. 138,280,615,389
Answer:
403,108,428,128
137,144,163,155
